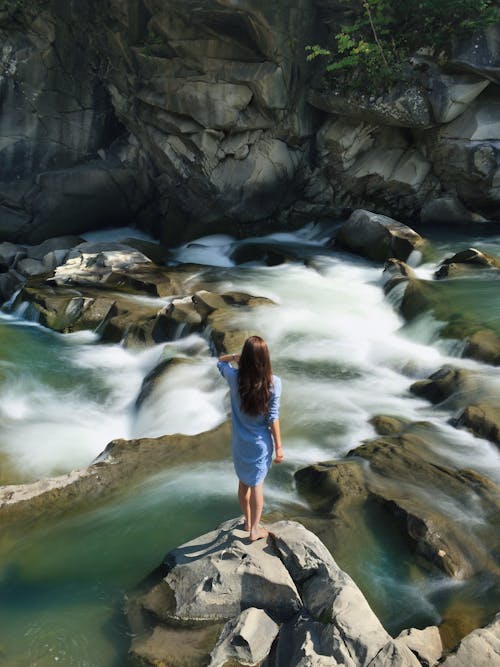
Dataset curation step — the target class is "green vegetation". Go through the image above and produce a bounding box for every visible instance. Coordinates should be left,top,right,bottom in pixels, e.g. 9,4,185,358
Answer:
306,0,498,92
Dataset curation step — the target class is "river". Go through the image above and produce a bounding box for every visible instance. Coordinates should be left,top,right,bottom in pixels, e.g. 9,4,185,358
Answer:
0,223,499,666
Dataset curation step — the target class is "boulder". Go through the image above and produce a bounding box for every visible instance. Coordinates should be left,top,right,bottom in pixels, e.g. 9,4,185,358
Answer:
435,248,500,279
396,626,443,667
127,518,418,667
463,330,500,366
440,612,500,667
409,366,480,408
453,404,500,448
26,235,85,260
450,25,500,83
296,421,500,580
15,257,47,277
0,269,24,303
420,195,476,226
209,607,280,667
0,422,230,526
0,241,26,268
335,210,425,263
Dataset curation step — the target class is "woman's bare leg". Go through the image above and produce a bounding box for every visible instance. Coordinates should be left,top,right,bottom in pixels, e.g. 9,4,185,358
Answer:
238,481,251,531
249,482,268,541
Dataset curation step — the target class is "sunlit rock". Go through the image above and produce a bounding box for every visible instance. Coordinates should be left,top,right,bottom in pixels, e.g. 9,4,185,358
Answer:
127,518,425,667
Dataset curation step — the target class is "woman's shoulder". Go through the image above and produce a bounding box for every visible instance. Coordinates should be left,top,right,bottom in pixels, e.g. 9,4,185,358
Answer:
272,375,281,391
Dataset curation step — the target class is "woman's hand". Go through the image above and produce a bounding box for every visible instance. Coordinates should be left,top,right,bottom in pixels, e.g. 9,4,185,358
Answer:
218,353,240,363
274,447,284,463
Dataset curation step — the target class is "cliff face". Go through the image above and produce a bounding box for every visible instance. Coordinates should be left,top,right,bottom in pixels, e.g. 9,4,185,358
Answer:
0,0,499,244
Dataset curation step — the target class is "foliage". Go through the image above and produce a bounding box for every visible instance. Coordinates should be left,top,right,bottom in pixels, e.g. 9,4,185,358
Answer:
0,0,24,13
306,0,499,92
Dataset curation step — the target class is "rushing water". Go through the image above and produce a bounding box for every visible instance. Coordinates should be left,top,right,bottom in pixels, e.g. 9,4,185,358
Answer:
0,224,499,665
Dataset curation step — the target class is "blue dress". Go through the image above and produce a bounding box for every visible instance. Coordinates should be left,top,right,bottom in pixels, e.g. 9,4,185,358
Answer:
217,361,281,486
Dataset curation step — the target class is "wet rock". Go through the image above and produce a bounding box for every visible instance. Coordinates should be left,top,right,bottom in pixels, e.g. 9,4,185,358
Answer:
435,248,500,279
0,422,230,526
295,460,367,513
410,366,479,407
453,404,500,448
420,195,476,226
440,612,500,667
463,329,500,366
369,415,409,436
399,279,435,321
335,210,425,263
296,421,500,580
382,259,417,293
0,269,24,303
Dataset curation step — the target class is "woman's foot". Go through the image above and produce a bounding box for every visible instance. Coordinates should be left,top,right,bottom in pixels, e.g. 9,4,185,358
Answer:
249,526,269,541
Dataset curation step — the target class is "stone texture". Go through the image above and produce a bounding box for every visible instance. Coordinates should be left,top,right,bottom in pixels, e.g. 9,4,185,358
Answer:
0,422,230,526
440,612,500,667
296,421,500,580
435,247,500,279
454,404,500,448
209,607,280,667
409,366,480,408
127,518,423,667
396,626,443,667
335,210,425,263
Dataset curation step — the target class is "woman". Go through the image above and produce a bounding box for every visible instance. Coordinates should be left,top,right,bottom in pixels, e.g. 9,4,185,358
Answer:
218,335,283,541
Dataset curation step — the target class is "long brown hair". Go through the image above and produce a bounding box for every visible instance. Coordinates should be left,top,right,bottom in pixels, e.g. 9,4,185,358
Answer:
238,336,273,416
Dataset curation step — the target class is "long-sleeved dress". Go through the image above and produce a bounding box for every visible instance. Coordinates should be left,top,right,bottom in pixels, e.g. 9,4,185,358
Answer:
217,361,281,486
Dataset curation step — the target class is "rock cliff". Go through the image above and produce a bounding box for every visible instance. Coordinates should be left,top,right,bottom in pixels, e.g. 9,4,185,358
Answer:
1,1,499,244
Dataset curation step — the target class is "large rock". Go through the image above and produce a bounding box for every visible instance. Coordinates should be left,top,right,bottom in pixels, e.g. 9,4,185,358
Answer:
335,210,425,263
435,248,500,279
453,404,500,448
0,422,230,526
440,612,500,667
296,421,500,580
127,518,426,667
409,365,481,408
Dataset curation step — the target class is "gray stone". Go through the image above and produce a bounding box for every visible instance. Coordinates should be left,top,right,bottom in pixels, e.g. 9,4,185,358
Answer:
26,235,84,260
420,196,474,225
271,521,392,666
163,518,302,623
440,612,500,667
367,640,422,666
335,210,425,263
0,241,25,268
396,626,443,667
0,269,24,303
209,607,279,667
15,257,47,277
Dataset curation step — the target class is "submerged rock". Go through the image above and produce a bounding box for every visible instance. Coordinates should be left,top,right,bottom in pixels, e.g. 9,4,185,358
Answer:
435,247,500,279
0,422,230,526
453,404,500,448
295,421,500,580
409,365,480,408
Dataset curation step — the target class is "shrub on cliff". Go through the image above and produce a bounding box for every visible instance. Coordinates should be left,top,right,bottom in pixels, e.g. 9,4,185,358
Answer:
306,0,498,91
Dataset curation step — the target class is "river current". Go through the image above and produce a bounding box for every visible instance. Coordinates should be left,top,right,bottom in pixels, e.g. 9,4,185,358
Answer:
0,223,499,665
